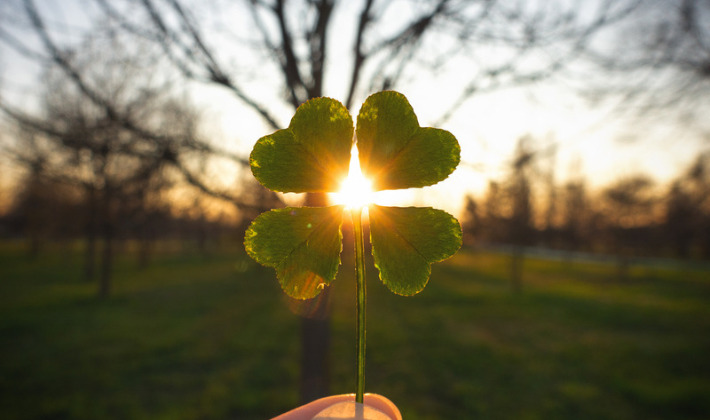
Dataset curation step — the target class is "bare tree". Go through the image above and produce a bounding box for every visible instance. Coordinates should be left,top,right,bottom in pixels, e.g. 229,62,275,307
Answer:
481,181,506,245
3,152,76,258
3,30,206,298
601,174,659,279
460,195,482,247
505,137,537,292
581,0,710,137
0,0,645,401
0,1,255,204
664,152,710,258
560,178,591,253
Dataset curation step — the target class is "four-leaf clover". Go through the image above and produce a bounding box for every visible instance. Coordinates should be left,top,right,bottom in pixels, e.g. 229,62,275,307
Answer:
245,91,462,299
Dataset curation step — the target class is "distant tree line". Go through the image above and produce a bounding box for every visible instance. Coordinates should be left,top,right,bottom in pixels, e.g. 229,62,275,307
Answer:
462,138,710,262
0,168,279,254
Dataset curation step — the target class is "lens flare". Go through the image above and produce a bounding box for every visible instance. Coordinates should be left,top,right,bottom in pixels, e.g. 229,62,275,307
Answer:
330,145,374,209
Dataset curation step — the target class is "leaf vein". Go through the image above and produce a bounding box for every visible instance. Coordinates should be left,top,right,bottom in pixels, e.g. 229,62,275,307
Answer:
373,207,428,263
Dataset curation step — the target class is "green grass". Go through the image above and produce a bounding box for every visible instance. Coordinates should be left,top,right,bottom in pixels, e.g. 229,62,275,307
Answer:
1,242,709,419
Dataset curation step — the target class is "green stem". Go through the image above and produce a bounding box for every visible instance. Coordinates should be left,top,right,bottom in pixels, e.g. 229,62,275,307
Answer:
352,206,366,403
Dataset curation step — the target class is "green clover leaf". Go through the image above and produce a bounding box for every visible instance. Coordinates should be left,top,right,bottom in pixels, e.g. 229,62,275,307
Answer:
357,91,461,191
244,92,462,299
244,206,344,299
369,205,462,295
250,97,353,193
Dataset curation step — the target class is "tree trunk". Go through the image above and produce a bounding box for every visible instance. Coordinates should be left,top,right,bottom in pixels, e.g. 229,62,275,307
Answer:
98,189,113,299
137,211,152,269
299,192,331,403
28,229,41,260
85,185,97,281
138,235,152,269
99,239,112,299
299,288,331,403
510,247,524,293
616,255,630,282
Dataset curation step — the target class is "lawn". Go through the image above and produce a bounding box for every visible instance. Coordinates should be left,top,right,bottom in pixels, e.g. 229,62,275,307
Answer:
1,241,709,419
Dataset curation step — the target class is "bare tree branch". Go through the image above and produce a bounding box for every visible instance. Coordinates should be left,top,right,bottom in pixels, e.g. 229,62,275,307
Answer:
345,0,374,109
274,0,307,106
307,0,334,99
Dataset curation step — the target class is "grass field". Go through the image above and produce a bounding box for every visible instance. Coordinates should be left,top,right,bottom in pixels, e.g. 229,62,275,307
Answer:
1,240,709,419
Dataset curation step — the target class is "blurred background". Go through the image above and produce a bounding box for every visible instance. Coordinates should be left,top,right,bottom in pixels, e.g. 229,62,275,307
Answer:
0,0,709,418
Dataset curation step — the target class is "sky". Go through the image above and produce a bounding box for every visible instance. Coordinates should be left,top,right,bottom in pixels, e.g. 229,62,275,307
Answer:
1,0,708,219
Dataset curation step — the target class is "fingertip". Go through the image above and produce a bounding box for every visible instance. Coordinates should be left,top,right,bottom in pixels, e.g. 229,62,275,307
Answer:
272,393,402,420
363,393,402,420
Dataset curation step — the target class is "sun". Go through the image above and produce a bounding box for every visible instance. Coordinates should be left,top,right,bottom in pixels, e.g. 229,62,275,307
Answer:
330,145,374,209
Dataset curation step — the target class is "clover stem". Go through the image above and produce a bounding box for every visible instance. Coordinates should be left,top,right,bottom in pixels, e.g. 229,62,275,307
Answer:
352,206,366,404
